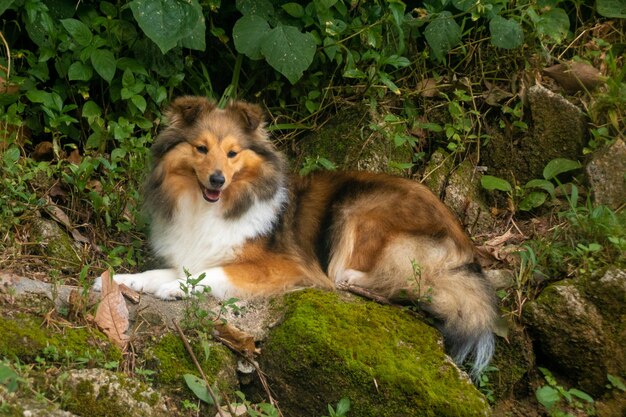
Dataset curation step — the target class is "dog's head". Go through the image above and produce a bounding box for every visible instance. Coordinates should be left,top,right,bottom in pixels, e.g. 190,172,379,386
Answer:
146,96,285,218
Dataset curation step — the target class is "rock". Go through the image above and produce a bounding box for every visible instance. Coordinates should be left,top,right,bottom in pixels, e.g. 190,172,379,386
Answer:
523,269,626,395
481,84,587,185
30,217,82,273
260,289,491,417
444,158,496,235
295,103,413,173
58,369,169,417
0,385,79,417
586,139,626,209
423,149,495,235
527,84,587,171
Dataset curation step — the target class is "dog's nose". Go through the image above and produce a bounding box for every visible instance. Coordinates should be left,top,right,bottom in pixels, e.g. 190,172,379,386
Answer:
209,171,225,188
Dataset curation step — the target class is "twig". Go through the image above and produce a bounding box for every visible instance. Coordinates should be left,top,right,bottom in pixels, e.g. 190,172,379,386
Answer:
336,282,392,305
173,320,227,417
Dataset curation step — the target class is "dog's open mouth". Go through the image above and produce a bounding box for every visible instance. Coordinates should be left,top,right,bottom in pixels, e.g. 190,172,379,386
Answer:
200,183,221,203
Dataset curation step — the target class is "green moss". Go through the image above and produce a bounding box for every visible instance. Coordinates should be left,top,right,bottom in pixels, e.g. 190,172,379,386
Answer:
146,333,236,391
0,314,121,364
62,379,130,417
262,290,489,417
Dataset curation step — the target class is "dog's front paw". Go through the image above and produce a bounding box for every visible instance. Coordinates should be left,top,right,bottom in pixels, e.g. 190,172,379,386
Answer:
92,275,102,292
154,281,185,300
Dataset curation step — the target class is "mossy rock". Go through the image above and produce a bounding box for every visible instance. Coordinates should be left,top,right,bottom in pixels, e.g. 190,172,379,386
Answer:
58,369,168,417
0,313,121,364
261,290,490,417
30,217,82,273
143,332,238,392
294,103,413,173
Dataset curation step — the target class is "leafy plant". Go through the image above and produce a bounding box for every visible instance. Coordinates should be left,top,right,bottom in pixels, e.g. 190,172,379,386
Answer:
536,367,595,417
481,158,582,212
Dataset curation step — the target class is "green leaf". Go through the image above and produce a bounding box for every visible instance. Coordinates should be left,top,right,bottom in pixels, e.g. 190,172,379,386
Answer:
180,0,206,51
25,89,50,104
90,49,116,83
117,58,149,76
381,54,411,69
282,2,304,17
68,61,93,81
519,191,547,211
568,388,594,403
542,158,582,180
0,0,15,16
129,0,203,54
236,0,274,19
608,374,626,391
424,12,462,62
335,397,351,415
61,18,93,46
536,385,561,410
2,147,20,165
233,15,271,60
260,25,316,84
524,179,555,198
183,374,214,405
481,175,512,192
452,0,476,11
596,0,626,18
131,95,147,113
534,7,570,43
489,16,523,49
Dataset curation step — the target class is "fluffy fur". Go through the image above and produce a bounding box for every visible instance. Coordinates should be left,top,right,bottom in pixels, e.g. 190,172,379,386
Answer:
96,96,498,377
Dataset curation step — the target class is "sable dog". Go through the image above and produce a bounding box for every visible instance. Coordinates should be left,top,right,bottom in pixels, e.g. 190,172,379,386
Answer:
95,96,497,376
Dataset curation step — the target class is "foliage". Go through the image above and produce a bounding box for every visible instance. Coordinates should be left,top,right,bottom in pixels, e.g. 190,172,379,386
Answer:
481,158,582,212
535,367,595,417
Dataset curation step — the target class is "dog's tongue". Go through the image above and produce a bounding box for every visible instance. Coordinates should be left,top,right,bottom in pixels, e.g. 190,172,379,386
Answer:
202,187,221,203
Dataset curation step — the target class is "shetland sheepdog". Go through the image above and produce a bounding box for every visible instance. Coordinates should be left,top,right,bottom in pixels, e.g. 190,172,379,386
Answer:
95,96,497,376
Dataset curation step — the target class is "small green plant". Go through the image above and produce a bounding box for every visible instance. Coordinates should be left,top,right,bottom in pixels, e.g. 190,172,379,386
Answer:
606,374,626,392
323,397,351,417
0,360,22,393
477,365,498,403
481,158,582,212
535,367,595,417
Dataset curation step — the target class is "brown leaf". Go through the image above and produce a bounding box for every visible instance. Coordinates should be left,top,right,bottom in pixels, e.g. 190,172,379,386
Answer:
214,322,257,357
94,270,130,349
416,78,439,98
32,141,54,161
67,149,81,165
483,80,513,106
543,61,605,93
119,284,141,304
44,196,90,244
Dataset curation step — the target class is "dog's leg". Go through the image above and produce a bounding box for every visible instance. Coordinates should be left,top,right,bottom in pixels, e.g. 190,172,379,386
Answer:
153,255,330,301
93,269,178,295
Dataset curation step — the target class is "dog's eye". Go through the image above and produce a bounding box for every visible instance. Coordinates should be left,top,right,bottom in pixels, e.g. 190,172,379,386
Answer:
227,150,238,158
196,145,208,154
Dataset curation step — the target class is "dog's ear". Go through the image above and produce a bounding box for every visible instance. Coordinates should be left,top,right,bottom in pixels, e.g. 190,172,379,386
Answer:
226,101,266,132
166,96,215,127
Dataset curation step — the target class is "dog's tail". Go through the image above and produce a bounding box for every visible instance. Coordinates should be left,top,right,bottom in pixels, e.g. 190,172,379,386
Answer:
355,235,498,378
425,263,496,378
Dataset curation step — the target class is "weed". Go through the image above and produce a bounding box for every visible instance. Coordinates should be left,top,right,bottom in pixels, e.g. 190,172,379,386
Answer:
536,367,595,417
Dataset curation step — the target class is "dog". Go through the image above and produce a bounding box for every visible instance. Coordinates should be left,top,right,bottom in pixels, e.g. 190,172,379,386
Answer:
95,96,497,377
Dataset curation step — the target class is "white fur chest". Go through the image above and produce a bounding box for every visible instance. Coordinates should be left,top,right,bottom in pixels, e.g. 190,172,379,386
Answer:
150,188,287,275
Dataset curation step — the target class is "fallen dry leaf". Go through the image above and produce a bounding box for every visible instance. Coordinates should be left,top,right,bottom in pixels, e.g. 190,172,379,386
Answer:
44,196,90,244
416,78,439,97
543,61,605,93
94,270,130,349
214,322,257,357
119,283,141,304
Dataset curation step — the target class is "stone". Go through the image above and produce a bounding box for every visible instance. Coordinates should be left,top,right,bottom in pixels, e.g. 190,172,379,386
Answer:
260,289,491,417
294,103,413,174
585,139,626,209
58,369,169,417
524,269,626,395
30,217,82,273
